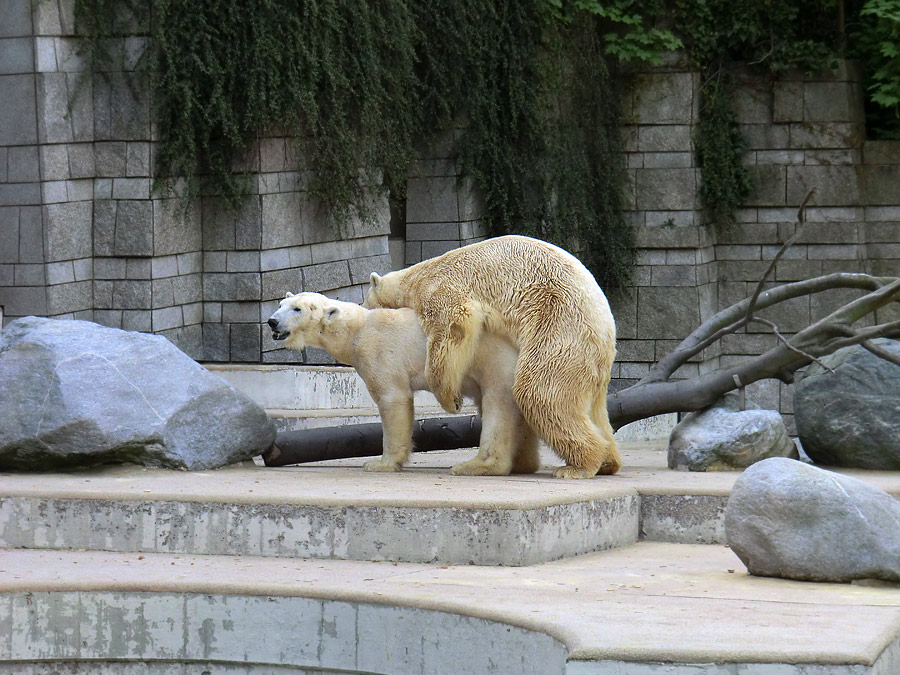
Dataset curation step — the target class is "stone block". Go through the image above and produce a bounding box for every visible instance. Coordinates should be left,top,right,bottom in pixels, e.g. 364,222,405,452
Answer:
731,81,770,124
863,140,900,165
0,285,46,315
203,272,261,302
635,168,697,210
177,251,202,275
744,165,786,207
644,210,695,227
0,208,19,264
231,323,261,362
121,309,151,332
14,263,44,285
774,259,823,281
311,239,352,264
742,123,789,150
650,265,696,287
43,201,91,262
637,286,698,340
786,165,860,205
46,261,74,285
406,222,462,241
92,198,115,257
151,255,178,279
349,254,392,285
0,182,41,207
222,301,261,323
95,142,127,176
863,165,900,206
773,81,803,122
172,274,201,304
406,176,459,223
226,250,260,273
126,257,151,279
93,280,113,308
638,125,692,152
803,82,864,122
789,122,861,150
204,302,222,322
112,279,151,309
631,72,695,125
114,200,153,256
8,146,40,184
203,251,226,272
36,72,75,144
261,192,303,249
202,323,230,361
152,305,183,332
260,247,292,272
643,152,693,169
183,301,203,326
94,257,126,279
126,142,151,177
46,280,91,315
0,74,38,145
35,36,58,72
302,260,350,293
112,177,150,200
93,309,123,328
151,277,175,308
634,224,701,249
0,1,32,37
153,197,201,256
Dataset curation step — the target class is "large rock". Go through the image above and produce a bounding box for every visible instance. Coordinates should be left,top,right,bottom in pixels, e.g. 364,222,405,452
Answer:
668,393,798,471
725,457,900,583
794,338,900,469
0,316,275,470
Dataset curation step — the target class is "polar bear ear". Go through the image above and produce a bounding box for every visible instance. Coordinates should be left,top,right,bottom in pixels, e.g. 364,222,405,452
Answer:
323,306,340,323
369,272,382,290
284,291,294,298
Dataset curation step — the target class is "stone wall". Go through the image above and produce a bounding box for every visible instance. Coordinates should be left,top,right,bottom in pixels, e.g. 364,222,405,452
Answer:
615,61,900,431
2,0,899,424
0,0,393,365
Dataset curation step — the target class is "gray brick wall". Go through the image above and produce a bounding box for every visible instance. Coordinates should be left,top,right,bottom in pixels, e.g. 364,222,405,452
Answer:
1,0,898,411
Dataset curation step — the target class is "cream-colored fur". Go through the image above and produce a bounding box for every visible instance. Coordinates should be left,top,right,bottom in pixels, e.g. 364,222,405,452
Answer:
267,292,538,475
363,235,620,479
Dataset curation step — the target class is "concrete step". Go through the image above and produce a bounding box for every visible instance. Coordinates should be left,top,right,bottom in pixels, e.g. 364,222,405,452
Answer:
2,543,898,674
4,445,899,566
208,363,678,440
0,444,730,566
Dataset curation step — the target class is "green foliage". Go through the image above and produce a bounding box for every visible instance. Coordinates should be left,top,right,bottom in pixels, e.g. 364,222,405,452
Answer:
670,0,837,225
853,0,900,138
74,0,636,289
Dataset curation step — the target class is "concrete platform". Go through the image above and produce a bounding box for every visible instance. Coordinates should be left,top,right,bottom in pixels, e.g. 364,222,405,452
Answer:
1,543,899,673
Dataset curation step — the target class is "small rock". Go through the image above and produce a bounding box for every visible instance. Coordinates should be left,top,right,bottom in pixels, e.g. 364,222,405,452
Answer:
725,457,900,583
0,316,275,470
794,338,900,469
668,393,797,471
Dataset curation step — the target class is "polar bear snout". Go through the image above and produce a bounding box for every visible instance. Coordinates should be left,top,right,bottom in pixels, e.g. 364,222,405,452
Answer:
267,313,291,341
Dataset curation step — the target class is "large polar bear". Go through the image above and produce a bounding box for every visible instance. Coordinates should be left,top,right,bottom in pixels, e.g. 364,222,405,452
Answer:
364,234,619,479
267,292,539,475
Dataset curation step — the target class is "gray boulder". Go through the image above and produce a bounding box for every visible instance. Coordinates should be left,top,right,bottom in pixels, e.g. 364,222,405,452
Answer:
0,316,275,470
725,457,900,583
668,393,798,471
794,338,900,470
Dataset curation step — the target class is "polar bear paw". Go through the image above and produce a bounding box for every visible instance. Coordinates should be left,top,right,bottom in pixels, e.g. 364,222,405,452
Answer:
552,465,597,480
363,459,402,472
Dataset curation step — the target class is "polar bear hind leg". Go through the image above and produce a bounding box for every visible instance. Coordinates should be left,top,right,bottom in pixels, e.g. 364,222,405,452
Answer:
424,298,484,414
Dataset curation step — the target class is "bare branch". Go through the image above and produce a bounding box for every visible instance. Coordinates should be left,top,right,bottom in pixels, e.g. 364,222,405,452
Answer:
861,340,900,368
749,317,834,372
744,189,815,323
640,273,894,384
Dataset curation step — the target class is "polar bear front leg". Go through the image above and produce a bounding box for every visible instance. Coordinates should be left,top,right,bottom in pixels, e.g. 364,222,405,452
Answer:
364,396,414,472
424,300,483,414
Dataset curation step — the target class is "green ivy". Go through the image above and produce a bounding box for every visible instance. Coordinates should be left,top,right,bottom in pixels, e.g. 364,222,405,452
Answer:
853,0,900,138
74,0,642,289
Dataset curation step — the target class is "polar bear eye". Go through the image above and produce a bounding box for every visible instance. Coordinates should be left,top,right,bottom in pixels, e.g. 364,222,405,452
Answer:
293,308,301,313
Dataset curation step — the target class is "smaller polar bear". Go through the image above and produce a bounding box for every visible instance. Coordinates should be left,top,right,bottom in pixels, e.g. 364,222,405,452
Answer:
267,292,539,475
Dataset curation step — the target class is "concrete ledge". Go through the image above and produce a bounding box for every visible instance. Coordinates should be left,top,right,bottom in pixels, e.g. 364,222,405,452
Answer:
0,493,639,565
0,592,566,675
3,545,899,674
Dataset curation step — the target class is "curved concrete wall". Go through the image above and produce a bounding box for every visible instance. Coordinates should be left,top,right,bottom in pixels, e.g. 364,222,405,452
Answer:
0,591,568,674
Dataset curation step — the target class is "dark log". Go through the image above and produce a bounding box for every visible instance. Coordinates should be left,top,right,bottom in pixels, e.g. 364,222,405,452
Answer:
262,415,482,466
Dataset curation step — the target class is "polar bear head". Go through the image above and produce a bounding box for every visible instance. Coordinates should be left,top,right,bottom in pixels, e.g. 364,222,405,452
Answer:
267,291,341,351
363,271,404,309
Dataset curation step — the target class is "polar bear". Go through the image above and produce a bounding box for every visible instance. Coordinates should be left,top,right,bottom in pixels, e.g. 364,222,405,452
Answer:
363,235,619,479
267,292,539,475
